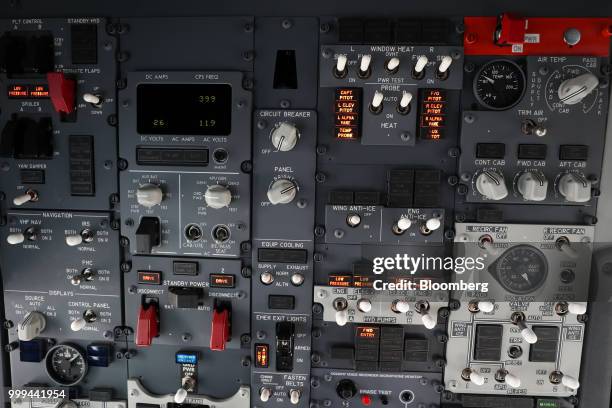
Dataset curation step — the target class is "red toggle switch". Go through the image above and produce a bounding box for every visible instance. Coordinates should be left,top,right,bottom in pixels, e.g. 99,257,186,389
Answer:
210,307,230,351
136,303,159,347
46,72,76,114
495,13,527,46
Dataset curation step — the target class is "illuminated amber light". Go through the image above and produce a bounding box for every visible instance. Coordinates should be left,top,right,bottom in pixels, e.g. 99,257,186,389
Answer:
420,89,447,140
335,88,361,139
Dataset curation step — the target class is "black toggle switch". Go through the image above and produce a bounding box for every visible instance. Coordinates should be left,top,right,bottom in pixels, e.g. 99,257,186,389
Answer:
135,217,161,254
168,287,204,309
275,321,295,372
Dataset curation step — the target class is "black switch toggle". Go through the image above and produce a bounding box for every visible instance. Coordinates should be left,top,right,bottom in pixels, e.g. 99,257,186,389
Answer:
135,217,161,254
168,287,204,309
276,321,295,372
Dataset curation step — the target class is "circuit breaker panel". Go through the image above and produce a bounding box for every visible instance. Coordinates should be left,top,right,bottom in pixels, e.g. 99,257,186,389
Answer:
0,9,611,408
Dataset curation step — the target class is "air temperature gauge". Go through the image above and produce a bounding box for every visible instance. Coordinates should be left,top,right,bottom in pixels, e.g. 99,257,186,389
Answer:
474,59,526,110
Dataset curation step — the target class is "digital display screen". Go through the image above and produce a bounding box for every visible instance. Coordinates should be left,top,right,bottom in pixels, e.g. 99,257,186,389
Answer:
8,84,49,99
137,84,232,135
335,88,361,140
175,352,198,365
419,89,447,140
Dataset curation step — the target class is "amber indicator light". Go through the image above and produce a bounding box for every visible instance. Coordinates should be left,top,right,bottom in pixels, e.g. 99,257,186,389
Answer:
8,84,50,99
210,274,235,288
335,88,362,140
255,344,269,368
137,271,162,285
328,274,353,287
419,89,447,140
356,326,379,339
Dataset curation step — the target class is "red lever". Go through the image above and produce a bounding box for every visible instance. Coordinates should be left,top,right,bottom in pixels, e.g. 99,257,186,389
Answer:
210,307,230,351
46,72,76,114
495,13,527,46
136,303,159,347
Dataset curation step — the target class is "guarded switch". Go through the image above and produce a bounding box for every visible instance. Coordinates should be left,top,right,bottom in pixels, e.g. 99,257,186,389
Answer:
270,122,299,152
267,179,297,205
136,184,163,208
210,305,230,351
136,302,159,347
204,184,232,209
476,171,508,200
46,72,76,114
517,172,548,201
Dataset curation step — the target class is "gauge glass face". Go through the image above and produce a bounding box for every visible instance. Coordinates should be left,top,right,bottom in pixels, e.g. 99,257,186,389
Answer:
491,245,548,294
474,60,526,110
45,344,87,386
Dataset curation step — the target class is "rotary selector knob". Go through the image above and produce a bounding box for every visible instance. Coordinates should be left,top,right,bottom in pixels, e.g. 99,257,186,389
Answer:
18,311,46,341
517,172,548,201
136,183,163,208
267,179,297,205
476,171,508,200
557,72,599,105
558,173,591,202
271,122,300,151
205,184,232,209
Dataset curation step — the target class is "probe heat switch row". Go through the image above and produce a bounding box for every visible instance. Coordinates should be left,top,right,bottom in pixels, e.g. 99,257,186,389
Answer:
135,302,159,347
210,304,231,351
46,72,76,114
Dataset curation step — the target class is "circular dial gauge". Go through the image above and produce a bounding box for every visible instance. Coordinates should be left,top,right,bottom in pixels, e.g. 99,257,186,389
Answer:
473,60,526,110
491,245,548,294
545,65,599,113
45,344,88,386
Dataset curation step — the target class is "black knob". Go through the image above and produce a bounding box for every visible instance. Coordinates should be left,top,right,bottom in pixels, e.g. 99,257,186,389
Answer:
336,379,357,400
